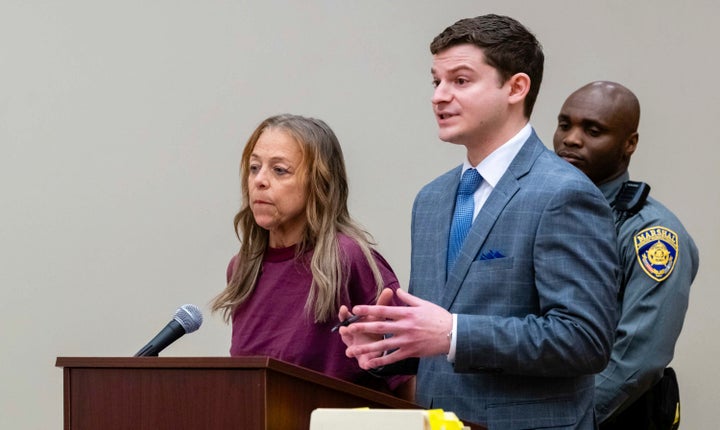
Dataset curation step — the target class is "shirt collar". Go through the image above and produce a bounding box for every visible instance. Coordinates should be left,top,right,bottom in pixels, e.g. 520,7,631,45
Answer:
598,171,630,203
461,123,533,187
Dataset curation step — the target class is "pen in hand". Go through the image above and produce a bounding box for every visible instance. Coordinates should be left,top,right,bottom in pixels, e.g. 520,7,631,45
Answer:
331,314,363,333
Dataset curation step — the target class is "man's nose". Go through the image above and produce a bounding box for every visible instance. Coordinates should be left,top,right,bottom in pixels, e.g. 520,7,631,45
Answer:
432,82,451,105
562,127,583,147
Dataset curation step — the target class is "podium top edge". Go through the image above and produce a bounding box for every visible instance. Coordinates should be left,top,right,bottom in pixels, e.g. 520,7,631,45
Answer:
55,356,275,369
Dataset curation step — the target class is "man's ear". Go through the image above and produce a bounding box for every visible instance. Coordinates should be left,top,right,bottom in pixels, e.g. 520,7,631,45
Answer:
507,73,530,106
626,132,639,157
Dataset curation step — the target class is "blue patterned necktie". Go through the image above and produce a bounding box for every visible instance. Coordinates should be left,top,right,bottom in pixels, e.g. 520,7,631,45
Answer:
447,168,483,270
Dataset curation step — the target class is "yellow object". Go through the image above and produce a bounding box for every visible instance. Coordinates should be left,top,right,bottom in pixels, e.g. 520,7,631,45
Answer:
309,408,469,430
427,409,465,430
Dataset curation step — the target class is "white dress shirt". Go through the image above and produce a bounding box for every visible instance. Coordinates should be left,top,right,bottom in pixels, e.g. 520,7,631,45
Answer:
448,123,532,361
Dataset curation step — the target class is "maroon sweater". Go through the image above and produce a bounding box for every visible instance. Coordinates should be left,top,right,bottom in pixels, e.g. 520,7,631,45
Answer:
227,234,408,391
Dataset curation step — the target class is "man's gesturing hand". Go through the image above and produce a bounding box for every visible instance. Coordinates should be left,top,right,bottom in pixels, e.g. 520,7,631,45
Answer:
341,288,453,370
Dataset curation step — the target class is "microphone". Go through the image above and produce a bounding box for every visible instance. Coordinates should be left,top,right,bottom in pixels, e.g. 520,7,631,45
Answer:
134,304,203,357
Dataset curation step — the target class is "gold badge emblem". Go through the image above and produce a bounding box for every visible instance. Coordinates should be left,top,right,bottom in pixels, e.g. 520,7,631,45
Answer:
634,226,679,281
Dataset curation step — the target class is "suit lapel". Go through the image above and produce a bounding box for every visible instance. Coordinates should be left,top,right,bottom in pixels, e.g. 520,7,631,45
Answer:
441,132,545,309
424,167,461,305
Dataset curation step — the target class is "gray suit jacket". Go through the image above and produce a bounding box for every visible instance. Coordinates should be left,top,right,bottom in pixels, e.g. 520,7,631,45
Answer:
410,132,619,429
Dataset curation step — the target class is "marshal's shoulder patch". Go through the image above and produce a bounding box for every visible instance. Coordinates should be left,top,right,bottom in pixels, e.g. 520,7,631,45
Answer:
634,226,679,282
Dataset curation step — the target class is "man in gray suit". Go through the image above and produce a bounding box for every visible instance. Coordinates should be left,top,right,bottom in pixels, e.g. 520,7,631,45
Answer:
339,15,619,429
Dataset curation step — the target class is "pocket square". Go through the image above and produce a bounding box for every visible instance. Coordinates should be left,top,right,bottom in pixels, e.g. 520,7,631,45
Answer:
479,249,506,260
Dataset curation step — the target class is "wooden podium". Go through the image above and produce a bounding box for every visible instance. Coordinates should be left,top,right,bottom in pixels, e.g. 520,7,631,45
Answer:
55,356,422,430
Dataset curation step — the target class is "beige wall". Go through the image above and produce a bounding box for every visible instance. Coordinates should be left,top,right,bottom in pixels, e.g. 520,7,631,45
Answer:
1,1,717,428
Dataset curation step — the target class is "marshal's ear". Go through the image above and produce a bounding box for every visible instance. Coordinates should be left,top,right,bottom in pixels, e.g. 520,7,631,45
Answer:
626,131,639,157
